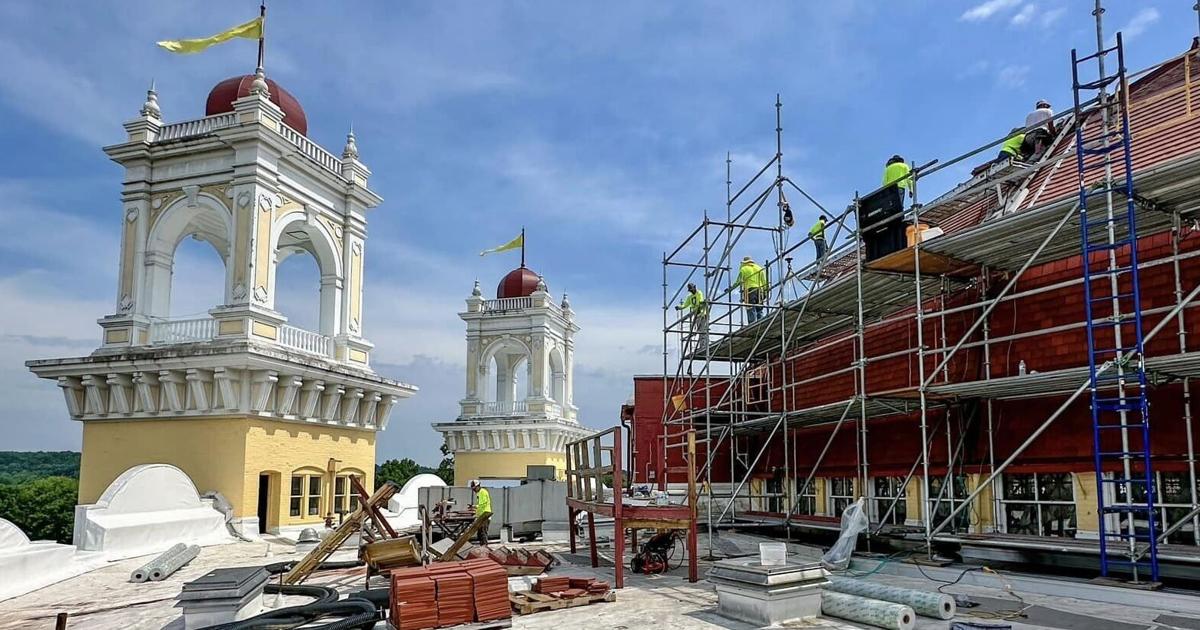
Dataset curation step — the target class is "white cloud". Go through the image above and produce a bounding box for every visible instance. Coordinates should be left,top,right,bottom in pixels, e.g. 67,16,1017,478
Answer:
956,60,991,81
1116,7,1161,43
1040,7,1067,28
961,0,1022,22
996,64,1031,88
1010,4,1038,26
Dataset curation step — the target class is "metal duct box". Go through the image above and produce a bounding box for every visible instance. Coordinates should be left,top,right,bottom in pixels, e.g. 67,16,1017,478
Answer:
526,465,556,481
709,557,828,626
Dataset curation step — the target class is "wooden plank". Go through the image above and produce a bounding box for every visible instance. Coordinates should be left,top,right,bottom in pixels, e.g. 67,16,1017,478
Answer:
283,482,397,584
863,247,978,277
434,512,490,562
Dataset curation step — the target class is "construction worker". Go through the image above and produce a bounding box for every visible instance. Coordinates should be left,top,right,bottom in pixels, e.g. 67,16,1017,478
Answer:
1023,99,1056,159
809,215,827,262
882,155,912,212
675,283,707,351
469,480,492,546
738,256,767,324
997,127,1027,164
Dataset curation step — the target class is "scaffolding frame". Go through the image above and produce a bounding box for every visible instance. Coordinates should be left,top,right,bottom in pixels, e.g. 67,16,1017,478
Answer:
652,34,1200,568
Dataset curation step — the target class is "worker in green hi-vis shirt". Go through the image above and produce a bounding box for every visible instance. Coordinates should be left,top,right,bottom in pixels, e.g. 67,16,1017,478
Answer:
470,479,492,546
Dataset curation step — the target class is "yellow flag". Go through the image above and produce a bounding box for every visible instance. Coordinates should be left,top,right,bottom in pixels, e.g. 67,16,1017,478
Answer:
157,17,264,54
479,233,524,257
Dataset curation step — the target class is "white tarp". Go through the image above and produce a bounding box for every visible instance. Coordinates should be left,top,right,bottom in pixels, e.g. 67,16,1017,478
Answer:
0,518,106,602
385,474,447,529
73,464,230,560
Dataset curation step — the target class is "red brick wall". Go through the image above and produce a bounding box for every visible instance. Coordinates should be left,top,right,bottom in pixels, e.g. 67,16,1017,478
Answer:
632,228,1200,482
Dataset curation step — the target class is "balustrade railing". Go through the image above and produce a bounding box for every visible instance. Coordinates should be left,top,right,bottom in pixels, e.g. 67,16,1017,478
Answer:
148,317,217,344
481,297,533,313
480,400,529,414
278,124,343,175
278,324,333,357
156,113,239,141
149,317,333,358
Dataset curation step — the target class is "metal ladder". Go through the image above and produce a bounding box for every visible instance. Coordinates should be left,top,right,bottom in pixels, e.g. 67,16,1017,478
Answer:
1071,32,1159,582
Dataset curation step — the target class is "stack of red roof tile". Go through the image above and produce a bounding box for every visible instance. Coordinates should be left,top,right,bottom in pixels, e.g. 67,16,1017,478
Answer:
568,578,592,589
429,570,474,627
465,558,510,622
586,580,610,594
533,576,570,594
388,559,511,629
389,575,437,630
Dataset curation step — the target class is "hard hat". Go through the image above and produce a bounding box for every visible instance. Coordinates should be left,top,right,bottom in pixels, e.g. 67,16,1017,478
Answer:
1036,99,1051,108
742,255,752,261
469,479,480,488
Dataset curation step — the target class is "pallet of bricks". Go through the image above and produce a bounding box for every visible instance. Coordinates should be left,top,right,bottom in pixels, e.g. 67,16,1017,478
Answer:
390,558,511,630
509,575,615,615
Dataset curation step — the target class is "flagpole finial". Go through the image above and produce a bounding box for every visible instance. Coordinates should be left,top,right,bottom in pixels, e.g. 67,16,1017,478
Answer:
471,280,482,297
251,66,269,96
140,79,161,119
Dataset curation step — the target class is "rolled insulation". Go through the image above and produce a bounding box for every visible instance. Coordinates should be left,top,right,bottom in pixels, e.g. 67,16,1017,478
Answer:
821,592,915,630
826,576,956,620
149,544,200,581
130,543,187,583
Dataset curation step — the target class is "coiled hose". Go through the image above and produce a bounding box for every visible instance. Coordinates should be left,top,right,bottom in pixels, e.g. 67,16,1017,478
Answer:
199,560,378,629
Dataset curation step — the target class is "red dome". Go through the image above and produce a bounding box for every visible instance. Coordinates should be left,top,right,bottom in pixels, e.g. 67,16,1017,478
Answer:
497,267,543,299
205,75,308,136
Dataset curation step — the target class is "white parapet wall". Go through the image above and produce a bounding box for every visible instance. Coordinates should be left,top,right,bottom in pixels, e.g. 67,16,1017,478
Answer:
73,464,231,560
0,518,106,602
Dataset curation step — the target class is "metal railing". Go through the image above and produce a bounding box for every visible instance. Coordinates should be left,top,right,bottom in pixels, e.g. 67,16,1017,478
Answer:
157,113,239,141
279,323,332,357
149,317,217,344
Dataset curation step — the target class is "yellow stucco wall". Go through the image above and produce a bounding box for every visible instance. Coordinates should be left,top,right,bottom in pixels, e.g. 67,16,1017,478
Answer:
966,474,996,533
79,417,250,508
79,416,376,531
454,451,566,484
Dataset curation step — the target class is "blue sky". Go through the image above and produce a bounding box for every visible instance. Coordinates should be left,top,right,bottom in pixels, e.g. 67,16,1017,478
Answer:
0,1,1193,466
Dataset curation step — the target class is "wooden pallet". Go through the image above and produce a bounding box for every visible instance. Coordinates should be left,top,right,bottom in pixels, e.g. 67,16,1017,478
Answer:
388,619,511,630
509,590,616,615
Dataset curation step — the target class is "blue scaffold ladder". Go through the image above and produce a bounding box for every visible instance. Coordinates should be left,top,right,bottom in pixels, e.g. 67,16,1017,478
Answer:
1071,32,1158,582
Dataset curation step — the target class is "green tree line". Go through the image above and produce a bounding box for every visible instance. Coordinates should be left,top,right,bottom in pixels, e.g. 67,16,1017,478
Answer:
0,452,80,544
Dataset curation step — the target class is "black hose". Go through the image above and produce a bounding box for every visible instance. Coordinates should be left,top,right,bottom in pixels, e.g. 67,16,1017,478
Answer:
263,559,363,575
345,588,389,610
264,583,340,604
201,598,377,630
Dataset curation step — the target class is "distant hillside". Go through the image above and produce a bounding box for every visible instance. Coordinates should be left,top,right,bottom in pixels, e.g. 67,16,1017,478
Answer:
0,451,81,484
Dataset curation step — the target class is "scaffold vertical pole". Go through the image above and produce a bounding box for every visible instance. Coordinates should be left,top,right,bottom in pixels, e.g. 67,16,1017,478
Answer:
911,158,933,557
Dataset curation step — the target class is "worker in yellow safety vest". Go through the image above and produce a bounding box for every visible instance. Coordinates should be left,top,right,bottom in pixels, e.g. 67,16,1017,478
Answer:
676,283,708,353
469,480,492,546
882,155,913,215
882,155,912,195
997,127,1027,164
738,256,767,324
809,215,827,263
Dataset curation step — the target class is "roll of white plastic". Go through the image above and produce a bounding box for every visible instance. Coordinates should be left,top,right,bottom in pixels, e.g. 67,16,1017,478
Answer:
826,576,956,620
129,542,187,583
821,592,915,630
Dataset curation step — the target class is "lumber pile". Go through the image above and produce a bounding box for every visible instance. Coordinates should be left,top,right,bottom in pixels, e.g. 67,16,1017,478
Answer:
390,559,511,630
